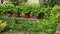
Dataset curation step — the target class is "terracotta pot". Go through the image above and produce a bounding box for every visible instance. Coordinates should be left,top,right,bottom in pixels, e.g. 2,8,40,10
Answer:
25,13,30,18
37,12,44,19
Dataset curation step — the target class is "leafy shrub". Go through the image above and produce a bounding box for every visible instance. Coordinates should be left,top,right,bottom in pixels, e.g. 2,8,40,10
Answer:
45,5,59,19
48,0,56,7
0,4,44,16
0,5,22,14
7,14,58,33
17,16,58,34
56,24,60,30
0,16,2,20
0,5,59,34
21,4,33,16
0,5,59,18
19,20,33,31
0,20,7,32
8,17,18,31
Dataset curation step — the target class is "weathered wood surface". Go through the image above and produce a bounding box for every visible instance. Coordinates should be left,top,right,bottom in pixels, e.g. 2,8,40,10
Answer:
2,16,44,23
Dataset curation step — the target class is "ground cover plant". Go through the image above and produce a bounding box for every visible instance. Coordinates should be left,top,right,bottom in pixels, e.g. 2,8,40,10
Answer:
0,4,47,19
0,20,7,33
4,14,58,34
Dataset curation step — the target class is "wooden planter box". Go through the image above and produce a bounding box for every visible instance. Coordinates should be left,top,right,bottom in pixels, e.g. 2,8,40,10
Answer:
2,31,40,34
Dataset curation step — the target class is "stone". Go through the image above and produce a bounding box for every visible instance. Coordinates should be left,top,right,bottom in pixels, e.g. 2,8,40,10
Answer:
55,30,60,34
27,0,39,5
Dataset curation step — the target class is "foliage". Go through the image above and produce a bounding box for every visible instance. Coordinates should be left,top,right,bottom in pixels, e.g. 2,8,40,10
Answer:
0,5,13,13
21,4,33,16
19,20,33,31
40,32,47,34
0,5,22,14
56,24,60,30
8,17,18,31
18,14,58,33
21,4,45,16
0,5,59,17
30,4,44,16
48,0,56,7
0,16,2,20
19,20,39,32
45,5,59,19
0,4,60,34
6,6,59,33
7,18,58,33
2,5,59,33
0,20,7,32
9,0,19,6
16,15,58,33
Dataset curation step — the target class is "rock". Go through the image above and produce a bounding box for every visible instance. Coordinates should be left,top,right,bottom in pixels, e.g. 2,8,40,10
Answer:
55,30,60,34
27,0,39,5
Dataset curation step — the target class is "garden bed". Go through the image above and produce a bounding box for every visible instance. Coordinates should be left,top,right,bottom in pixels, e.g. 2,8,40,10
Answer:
0,4,60,34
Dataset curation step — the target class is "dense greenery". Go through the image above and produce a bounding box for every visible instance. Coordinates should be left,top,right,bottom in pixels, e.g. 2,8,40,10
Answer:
8,17,18,31
0,20,7,32
0,4,60,34
48,0,56,7
0,5,22,13
0,4,59,17
6,14,58,34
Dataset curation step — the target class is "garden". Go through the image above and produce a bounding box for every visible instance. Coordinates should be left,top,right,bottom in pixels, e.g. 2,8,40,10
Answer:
0,0,60,34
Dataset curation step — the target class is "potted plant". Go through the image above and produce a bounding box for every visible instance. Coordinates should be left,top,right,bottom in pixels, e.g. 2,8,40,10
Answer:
0,5,7,17
12,6,18,17
30,5,36,18
31,10,41,19
37,8,48,19
0,5,13,17
31,5,45,19
16,6,22,17
6,5,14,17
0,5,5,15
25,12,30,18
21,5,32,18
3,5,13,17
21,10,30,18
